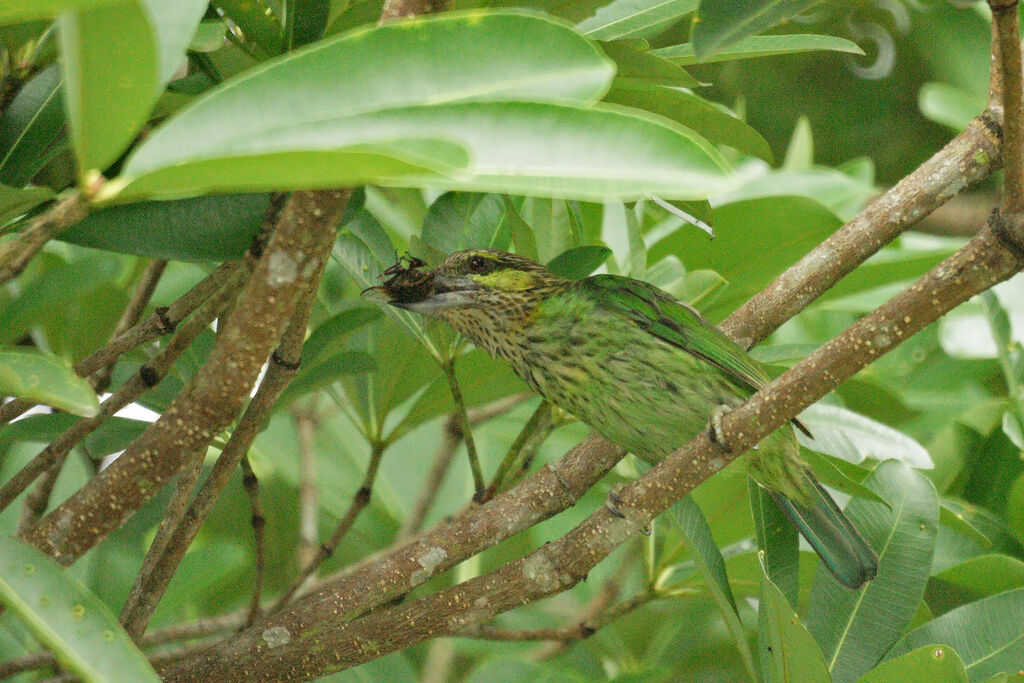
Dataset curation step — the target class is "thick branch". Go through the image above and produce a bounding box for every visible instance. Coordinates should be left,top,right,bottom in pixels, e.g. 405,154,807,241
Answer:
991,0,1024,212
23,190,350,565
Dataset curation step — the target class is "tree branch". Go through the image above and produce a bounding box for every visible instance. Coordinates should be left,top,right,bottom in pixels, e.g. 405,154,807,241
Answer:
0,192,88,285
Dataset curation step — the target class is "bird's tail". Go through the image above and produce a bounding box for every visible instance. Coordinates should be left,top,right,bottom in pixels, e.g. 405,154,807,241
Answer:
769,470,879,590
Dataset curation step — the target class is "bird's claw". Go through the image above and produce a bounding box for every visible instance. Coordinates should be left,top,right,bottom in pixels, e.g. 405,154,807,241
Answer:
708,404,733,452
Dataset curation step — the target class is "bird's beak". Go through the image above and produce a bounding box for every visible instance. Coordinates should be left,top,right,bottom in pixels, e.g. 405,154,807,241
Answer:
390,275,480,314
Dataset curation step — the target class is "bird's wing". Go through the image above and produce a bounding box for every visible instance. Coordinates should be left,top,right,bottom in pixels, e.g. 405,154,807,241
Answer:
581,274,771,394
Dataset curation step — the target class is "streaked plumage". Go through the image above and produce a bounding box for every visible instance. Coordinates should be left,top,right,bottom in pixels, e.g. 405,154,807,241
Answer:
390,248,877,589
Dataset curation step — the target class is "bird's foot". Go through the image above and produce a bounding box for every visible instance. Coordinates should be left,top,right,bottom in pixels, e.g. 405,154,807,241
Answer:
708,404,733,452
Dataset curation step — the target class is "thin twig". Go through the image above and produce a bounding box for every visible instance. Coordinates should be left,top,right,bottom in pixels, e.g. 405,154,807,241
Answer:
271,440,388,611
111,238,334,638
441,358,485,499
991,0,1024,213
121,453,206,640
0,192,88,285
0,273,243,515
240,455,267,628
295,404,320,569
16,451,66,534
0,261,242,428
92,259,168,393
481,401,551,501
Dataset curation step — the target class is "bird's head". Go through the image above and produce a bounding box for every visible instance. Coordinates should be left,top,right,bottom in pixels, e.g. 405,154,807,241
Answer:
390,249,569,350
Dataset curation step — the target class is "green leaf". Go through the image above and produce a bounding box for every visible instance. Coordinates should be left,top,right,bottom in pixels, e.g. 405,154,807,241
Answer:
576,0,699,41
671,496,758,681
783,115,813,170
285,0,330,48
504,196,539,262
0,0,126,23
422,192,509,254
546,245,612,279
604,79,773,162
600,40,699,87
57,0,159,178
886,589,1024,680
0,534,159,682
0,349,99,417
0,184,54,226
800,450,888,508
859,645,967,683
141,0,210,85
807,461,939,683
654,33,864,64
302,306,383,367
0,64,67,187
919,82,985,132
939,502,992,549
214,0,284,56
714,166,876,222
647,196,841,321
758,552,832,683
58,193,272,260
750,479,799,606
277,350,377,407
797,404,933,469
692,1,826,59
926,555,1024,616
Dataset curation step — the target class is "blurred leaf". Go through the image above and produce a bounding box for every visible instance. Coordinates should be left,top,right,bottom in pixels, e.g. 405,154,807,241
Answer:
859,645,967,683
600,40,698,87
692,1,825,59
938,502,992,548
0,64,67,186
285,0,330,49
715,166,875,222
919,82,984,132
57,0,159,177
750,479,799,606
1004,411,1024,451
142,0,209,85
932,500,1024,576
797,404,933,469
757,552,831,682
927,555,1024,616
820,248,956,304
801,450,888,507
576,0,699,41
546,245,611,280
303,306,383,367
783,115,813,170
0,534,159,682
59,193,272,260
886,589,1024,680
604,79,773,162
0,349,98,416
808,461,938,683
0,184,54,226
0,0,126,23
277,350,377,407
213,0,283,56
654,33,864,64
671,496,757,681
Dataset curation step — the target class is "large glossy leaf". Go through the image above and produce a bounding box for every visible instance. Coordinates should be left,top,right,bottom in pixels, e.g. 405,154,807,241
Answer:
59,193,272,260
750,479,799,606
0,535,159,682
0,348,99,417
422,192,510,254
142,0,209,85
859,645,967,683
57,0,159,177
926,555,1024,617
115,101,731,202
603,79,773,162
547,245,612,279
600,40,699,87
758,553,832,682
654,34,864,64
0,0,125,23
886,589,1024,680
0,64,67,187
576,0,699,41
796,404,933,470
692,0,824,59
807,461,938,683
106,10,615,198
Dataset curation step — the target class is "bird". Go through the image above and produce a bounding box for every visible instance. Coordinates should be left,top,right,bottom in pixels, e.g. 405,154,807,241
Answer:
378,248,878,589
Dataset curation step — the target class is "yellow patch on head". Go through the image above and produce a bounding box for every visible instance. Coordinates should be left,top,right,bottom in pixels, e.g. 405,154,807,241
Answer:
473,270,537,291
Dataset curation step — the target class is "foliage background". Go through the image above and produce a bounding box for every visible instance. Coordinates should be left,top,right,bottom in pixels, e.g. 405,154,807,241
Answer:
0,0,1022,681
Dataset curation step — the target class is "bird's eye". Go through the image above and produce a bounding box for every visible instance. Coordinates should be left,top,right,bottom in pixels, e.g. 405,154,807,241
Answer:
468,256,490,273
